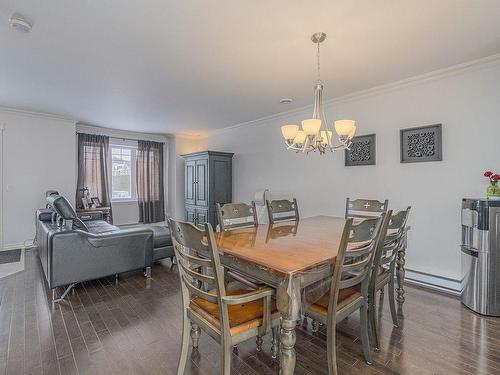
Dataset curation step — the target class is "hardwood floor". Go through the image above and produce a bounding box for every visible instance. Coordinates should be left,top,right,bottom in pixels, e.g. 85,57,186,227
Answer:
0,250,498,375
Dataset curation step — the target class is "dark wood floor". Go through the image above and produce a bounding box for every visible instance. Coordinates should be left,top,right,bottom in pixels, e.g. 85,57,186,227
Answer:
0,250,499,375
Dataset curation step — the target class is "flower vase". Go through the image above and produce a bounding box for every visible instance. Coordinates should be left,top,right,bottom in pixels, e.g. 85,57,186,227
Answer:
487,183,500,198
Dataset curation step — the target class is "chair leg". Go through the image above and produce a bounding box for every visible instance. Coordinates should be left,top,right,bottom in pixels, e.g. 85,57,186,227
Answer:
190,323,201,348
369,293,380,351
256,336,263,352
221,340,232,375
326,322,337,375
177,315,190,375
389,276,399,327
271,327,279,359
360,304,373,365
311,320,319,333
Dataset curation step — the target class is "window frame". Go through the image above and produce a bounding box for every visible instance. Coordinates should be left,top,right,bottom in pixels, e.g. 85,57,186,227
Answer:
110,143,138,203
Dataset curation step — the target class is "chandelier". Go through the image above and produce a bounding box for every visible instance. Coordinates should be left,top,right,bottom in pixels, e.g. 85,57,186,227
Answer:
281,32,357,154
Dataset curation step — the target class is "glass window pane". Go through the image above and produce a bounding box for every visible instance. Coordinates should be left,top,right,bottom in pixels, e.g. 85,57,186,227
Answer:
111,146,132,200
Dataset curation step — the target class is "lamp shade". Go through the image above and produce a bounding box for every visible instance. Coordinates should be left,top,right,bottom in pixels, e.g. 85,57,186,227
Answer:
293,130,307,145
334,120,356,137
348,124,357,139
281,125,299,140
320,130,333,146
302,119,321,136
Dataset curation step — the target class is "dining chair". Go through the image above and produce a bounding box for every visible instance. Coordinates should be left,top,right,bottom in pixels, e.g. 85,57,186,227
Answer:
168,219,281,375
216,202,262,289
266,198,299,224
369,207,411,350
216,202,258,231
265,221,299,243
345,198,388,219
305,212,391,375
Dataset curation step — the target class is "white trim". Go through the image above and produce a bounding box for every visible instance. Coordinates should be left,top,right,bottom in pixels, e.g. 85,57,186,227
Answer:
0,106,75,123
207,53,500,137
1,242,31,251
404,268,462,296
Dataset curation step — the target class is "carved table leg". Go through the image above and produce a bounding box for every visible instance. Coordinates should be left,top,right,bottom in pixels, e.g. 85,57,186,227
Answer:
281,318,297,375
277,280,301,375
396,231,407,305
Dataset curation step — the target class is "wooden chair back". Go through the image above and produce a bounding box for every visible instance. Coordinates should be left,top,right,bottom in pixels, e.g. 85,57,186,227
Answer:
266,198,299,224
216,202,258,231
387,206,411,242
168,219,230,332
371,207,411,275
326,213,390,321
345,198,389,219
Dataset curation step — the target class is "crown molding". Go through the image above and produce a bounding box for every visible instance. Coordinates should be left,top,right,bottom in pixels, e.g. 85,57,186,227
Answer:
0,106,76,123
175,132,205,140
207,53,500,137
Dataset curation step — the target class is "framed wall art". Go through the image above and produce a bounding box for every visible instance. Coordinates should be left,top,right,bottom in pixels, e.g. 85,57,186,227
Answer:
400,124,442,163
345,133,376,166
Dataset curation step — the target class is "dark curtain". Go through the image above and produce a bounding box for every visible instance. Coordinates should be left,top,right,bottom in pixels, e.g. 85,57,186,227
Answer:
136,140,165,223
76,133,112,217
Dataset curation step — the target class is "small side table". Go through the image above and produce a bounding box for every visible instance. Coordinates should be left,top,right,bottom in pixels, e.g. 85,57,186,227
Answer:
76,207,112,223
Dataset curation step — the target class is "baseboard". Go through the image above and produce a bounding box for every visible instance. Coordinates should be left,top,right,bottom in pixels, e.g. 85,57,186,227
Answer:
404,268,462,296
1,241,35,251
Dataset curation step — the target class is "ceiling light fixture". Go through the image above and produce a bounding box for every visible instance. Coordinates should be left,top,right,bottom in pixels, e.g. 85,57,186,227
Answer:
9,13,32,33
280,32,357,155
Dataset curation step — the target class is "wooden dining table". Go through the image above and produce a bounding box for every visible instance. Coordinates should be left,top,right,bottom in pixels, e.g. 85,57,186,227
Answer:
214,215,346,375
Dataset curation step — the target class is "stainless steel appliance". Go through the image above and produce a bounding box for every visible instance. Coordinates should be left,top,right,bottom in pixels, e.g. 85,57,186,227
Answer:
461,198,500,315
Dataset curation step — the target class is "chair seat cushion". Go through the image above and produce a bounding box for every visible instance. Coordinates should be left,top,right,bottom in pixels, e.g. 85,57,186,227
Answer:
190,288,279,336
307,287,361,316
150,226,173,248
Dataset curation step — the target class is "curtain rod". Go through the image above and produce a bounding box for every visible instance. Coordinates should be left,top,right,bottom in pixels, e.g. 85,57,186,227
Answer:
76,132,166,143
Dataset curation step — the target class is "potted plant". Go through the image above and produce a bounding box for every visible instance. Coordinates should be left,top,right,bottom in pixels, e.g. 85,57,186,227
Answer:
484,171,500,198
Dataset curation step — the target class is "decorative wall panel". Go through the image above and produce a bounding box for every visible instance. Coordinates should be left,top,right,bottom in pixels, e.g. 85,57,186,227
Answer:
400,124,442,163
345,134,376,166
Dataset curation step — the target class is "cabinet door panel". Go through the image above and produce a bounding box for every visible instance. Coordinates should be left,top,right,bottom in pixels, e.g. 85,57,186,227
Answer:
185,160,196,206
195,208,209,228
195,159,208,207
186,206,196,224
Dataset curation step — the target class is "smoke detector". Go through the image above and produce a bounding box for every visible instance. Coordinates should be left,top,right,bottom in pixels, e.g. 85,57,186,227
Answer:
9,13,32,33
280,98,293,104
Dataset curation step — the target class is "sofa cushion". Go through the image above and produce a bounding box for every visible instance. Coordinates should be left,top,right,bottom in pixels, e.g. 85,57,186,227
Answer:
150,226,173,248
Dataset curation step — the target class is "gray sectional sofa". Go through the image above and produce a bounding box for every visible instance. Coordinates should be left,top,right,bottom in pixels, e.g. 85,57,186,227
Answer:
36,194,174,302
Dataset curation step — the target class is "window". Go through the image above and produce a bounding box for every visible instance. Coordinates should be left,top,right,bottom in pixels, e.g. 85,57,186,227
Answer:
111,145,137,201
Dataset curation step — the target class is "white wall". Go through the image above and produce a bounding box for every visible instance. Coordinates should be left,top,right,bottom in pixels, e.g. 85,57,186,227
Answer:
0,108,76,248
205,61,500,290
172,135,207,220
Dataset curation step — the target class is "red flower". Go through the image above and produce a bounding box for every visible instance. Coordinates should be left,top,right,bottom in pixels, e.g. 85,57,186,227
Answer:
485,171,494,177
493,174,500,181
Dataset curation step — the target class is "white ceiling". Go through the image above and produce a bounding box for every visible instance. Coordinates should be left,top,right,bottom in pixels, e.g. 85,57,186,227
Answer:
1,1,500,135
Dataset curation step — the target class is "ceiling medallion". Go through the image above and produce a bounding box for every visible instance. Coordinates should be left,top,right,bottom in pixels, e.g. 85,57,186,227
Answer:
280,32,357,155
